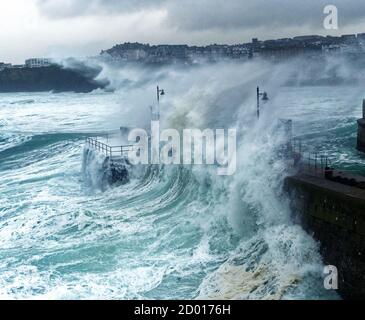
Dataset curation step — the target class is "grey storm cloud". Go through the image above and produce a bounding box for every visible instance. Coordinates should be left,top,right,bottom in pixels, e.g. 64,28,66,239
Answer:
37,0,365,31
36,0,166,17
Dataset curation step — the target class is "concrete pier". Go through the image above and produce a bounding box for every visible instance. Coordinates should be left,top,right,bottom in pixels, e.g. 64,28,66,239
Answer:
285,173,365,299
357,100,365,152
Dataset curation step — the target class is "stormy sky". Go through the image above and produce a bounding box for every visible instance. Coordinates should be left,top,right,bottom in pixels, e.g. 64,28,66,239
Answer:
1,0,365,63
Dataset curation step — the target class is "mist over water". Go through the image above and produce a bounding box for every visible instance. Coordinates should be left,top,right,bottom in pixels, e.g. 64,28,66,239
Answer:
0,57,362,299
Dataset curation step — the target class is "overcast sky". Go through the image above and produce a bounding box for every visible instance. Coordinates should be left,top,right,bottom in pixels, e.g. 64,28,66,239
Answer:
1,0,365,63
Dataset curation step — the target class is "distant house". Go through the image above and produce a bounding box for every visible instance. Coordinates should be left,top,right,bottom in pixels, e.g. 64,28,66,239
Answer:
101,43,151,62
341,34,357,44
0,62,12,71
322,44,342,56
25,58,52,68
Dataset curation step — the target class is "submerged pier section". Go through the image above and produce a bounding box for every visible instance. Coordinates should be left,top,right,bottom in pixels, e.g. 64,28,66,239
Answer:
84,137,134,186
357,100,365,153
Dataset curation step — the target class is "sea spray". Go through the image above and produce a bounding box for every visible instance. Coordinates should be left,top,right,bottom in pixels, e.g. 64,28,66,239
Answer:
82,147,111,190
193,113,334,299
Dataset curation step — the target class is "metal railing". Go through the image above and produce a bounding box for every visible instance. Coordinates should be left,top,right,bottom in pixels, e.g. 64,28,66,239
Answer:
85,137,136,158
85,134,364,177
296,152,333,178
290,138,331,170
290,138,365,188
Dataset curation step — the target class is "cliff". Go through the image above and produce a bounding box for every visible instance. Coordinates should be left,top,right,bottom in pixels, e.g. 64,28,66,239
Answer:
0,65,107,93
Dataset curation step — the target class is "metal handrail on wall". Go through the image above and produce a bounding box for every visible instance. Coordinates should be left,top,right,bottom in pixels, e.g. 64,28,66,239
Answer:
296,152,334,178
85,137,135,158
291,138,364,176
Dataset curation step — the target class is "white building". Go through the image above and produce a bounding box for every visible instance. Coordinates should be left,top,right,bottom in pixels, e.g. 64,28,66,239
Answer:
25,58,52,68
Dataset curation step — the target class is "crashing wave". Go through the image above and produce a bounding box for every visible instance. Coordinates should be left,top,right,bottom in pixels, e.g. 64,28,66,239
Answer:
82,146,130,190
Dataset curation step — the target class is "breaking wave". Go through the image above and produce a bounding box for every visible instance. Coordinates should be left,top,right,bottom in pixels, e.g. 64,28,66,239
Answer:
0,58,358,299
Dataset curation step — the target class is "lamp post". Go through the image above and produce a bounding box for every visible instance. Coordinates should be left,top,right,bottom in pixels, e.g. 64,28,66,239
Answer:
157,86,165,103
156,86,165,120
257,86,269,119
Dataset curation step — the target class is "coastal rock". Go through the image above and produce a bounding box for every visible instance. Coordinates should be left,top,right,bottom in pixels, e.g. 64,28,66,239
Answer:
0,65,108,93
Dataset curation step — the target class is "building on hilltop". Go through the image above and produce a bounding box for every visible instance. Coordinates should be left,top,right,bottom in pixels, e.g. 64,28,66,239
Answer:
100,42,151,62
0,62,12,71
25,58,52,68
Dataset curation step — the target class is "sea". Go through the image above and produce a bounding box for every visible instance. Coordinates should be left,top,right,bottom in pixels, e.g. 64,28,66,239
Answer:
0,60,364,299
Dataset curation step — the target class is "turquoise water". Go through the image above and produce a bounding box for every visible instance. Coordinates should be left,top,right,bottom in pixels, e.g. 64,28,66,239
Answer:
275,86,365,174
1,62,362,299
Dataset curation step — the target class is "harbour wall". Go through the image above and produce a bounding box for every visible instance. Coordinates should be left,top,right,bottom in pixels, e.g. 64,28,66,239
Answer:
357,100,365,153
285,173,365,300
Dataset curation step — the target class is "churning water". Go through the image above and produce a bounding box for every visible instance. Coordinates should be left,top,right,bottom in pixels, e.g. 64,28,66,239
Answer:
0,61,363,299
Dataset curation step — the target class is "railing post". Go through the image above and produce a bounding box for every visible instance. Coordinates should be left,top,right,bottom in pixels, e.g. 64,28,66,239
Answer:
86,137,135,159
315,153,317,172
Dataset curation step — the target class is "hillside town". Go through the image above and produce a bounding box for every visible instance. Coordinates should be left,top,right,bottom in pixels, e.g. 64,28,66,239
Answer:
2,32,365,70
100,33,365,64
